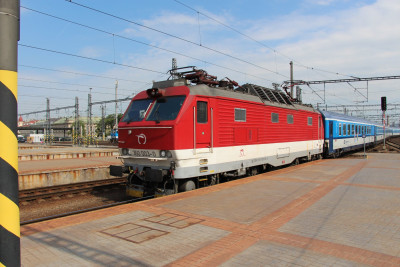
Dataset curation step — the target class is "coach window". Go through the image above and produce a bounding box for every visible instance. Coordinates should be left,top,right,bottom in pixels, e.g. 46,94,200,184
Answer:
234,108,246,122
197,101,208,123
287,114,294,124
347,124,350,135
271,113,279,123
339,123,342,136
352,125,354,135
307,117,312,126
343,124,346,135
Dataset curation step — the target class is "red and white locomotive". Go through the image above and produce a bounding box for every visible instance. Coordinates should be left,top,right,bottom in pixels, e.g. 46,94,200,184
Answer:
111,67,324,197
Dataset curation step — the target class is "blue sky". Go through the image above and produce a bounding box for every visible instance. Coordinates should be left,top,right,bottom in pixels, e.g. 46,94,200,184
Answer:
18,0,399,122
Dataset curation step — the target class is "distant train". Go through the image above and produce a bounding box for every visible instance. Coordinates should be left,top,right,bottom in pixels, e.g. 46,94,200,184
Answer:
320,110,400,158
110,67,400,197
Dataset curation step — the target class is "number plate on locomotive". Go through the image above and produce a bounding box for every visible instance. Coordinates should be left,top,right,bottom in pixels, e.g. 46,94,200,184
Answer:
130,149,157,158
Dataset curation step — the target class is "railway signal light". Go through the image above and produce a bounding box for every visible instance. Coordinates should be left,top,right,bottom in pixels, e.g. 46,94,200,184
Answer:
381,96,387,111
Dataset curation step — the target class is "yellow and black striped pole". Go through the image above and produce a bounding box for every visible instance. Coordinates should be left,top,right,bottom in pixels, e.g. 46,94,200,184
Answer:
0,0,20,266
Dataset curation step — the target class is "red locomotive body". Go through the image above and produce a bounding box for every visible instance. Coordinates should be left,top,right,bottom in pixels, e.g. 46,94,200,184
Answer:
114,68,324,197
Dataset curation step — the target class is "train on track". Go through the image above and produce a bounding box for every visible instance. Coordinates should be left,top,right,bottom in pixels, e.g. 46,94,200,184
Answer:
110,66,400,197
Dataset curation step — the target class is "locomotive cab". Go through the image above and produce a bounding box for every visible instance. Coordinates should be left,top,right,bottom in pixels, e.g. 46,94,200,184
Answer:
116,80,192,197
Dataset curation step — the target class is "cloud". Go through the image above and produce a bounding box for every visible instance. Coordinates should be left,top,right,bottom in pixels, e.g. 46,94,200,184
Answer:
19,0,400,119
79,46,104,58
306,0,337,5
99,0,400,108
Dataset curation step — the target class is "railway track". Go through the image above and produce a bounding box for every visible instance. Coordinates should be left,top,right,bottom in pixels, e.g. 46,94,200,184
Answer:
387,136,400,146
387,140,400,150
19,177,126,202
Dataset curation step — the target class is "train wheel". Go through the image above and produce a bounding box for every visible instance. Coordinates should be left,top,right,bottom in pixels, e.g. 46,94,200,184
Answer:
249,167,258,176
292,158,299,166
179,180,196,192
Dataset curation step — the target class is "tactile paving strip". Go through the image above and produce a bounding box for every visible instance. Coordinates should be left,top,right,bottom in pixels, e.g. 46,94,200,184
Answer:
144,212,203,229
100,223,169,243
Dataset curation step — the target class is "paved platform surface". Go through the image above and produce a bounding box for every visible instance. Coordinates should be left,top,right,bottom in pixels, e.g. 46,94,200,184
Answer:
18,145,121,189
21,153,400,266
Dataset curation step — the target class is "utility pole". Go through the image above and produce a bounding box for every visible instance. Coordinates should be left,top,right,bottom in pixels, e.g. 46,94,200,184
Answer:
381,96,387,150
87,89,92,146
74,96,79,138
171,58,178,79
0,1,21,266
289,61,294,98
101,104,105,141
46,98,50,144
114,80,118,130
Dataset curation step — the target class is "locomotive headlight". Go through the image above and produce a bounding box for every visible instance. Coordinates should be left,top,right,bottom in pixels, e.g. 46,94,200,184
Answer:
122,148,129,155
160,150,172,158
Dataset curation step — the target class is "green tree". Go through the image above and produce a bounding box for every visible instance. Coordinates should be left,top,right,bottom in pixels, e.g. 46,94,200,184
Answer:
96,114,123,136
68,120,86,136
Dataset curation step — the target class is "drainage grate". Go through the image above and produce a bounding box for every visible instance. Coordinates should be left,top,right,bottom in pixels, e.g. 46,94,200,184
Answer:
101,223,169,243
144,213,203,229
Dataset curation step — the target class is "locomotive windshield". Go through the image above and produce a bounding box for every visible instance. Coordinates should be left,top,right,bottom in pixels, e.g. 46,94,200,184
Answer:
121,99,153,123
146,96,186,122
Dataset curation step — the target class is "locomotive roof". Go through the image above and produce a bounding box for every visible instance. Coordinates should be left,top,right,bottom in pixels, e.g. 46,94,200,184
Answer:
188,84,317,113
152,77,317,113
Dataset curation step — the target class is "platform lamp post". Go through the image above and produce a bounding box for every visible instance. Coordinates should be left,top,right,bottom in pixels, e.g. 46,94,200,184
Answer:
0,0,21,266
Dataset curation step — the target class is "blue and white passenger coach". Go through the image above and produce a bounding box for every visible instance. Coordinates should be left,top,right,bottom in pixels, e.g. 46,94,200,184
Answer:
320,110,378,157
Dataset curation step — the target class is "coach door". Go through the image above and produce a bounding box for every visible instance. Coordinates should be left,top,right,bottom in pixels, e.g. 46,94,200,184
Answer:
329,121,334,154
194,99,212,153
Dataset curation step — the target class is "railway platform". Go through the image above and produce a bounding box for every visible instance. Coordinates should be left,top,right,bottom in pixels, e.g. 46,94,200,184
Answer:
18,144,120,190
18,145,118,161
21,153,400,266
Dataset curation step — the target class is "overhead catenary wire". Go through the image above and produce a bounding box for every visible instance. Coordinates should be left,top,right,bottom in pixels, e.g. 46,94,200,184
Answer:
19,93,75,100
64,1,287,79
18,77,137,93
19,44,166,75
19,84,121,96
19,64,149,84
172,0,357,79
20,6,276,83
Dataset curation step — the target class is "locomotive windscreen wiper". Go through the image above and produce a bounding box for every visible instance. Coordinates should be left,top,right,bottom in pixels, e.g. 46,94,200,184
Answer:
153,104,161,124
155,110,160,124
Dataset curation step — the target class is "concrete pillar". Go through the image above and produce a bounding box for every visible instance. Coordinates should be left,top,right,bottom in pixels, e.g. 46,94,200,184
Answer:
0,0,21,266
